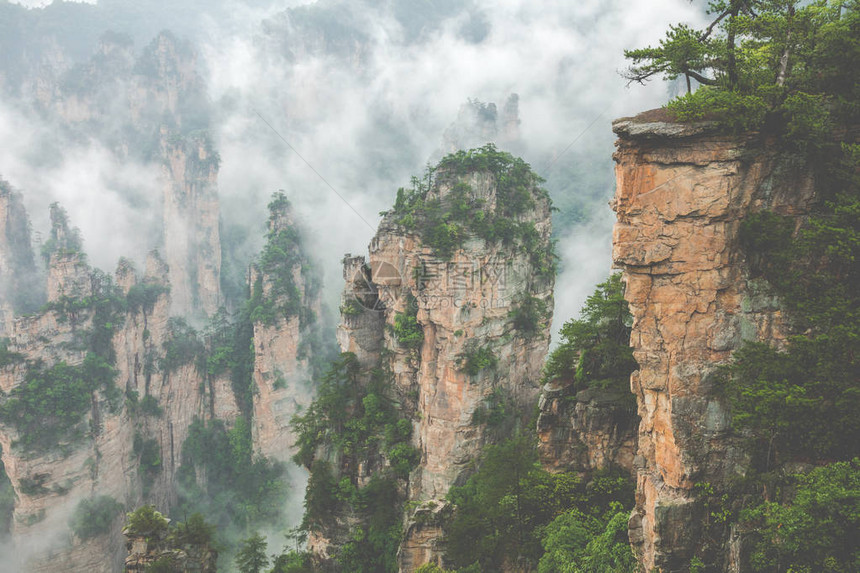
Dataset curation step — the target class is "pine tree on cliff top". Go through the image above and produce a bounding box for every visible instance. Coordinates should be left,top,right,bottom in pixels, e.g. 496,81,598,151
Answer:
623,0,859,131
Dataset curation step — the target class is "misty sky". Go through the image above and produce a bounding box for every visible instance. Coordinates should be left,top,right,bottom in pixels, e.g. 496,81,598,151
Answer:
0,0,706,331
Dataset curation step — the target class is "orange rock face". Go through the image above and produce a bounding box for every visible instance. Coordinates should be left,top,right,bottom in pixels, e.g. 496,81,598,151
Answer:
611,114,814,571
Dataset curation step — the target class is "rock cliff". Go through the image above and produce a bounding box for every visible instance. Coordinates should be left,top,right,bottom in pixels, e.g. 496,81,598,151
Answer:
33,30,221,319
610,111,815,572
305,148,555,571
0,181,42,334
250,193,324,464
536,383,637,476
0,205,238,571
160,130,223,318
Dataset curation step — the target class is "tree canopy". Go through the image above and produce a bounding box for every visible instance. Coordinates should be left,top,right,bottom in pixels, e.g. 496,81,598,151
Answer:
624,1,860,132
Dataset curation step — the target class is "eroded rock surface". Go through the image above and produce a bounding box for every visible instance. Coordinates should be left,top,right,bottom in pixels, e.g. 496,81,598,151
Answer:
611,112,814,572
313,160,555,571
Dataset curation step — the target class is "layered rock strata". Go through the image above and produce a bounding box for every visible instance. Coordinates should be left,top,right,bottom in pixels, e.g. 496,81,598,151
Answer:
611,112,815,572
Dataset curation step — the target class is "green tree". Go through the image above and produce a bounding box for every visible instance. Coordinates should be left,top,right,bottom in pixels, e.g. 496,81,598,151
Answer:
445,436,632,571
543,273,637,394
235,532,268,573
69,495,123,540
125,505,169,537
626,1,860,133
624,23,717,93
270,550,312,573
538,506,637,573
170,513,216,546
741,459,860,572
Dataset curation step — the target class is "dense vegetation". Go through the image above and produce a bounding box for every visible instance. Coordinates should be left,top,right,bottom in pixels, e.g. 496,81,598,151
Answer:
0,270,126,452
249,192,321,329
69,495,123,541
385,144,555,276
626,2,860,571
719,142,860,571
125,505,219,568
391,294,424,349
542,273,637,398
0,450,15,541
437,275,642,572
174,417,287,560
625,1,859,138
443,436,635,572
291,352,419,572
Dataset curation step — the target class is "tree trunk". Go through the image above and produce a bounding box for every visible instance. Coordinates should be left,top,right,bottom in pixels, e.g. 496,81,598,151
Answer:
776,6,795,87
727,0,741,90
686,73,692,94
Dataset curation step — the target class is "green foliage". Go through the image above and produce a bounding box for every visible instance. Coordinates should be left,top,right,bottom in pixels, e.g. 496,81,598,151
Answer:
538,506,637,573
18,474,49,496
249,192,319,327
126,282,169,314
340,298,364,316
125,507,217,570
39,270,126,362
169,513,216,547
470,387,513,428
235,532,268,573
293,354,418,572
0,450,13,539
392,295,423,349
139,395,162,418
292,354,417,480
125,505,169,537
334,476,403,573
144,556,179,573
740,459,860,573
127,391,163,418
508,294,549,337
69,495,123,540
665,87,769,131
0,339,23,368
303,461,339,527
201,306,257,416
445,436,634,571
456,343,497,377
0,270,125,451
624,23,712,89
543,273,637,396
386,144,552,263
270,550,313,573
0,353,118,451
175,417,286,553
40,202,83,265
727,143,860,465
134,433,162,495
627,1,860,141
414,565,453,573
160,317,205,375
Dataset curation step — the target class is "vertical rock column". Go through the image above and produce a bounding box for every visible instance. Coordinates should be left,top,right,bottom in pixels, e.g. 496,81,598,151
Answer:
335,167,555,570
610,113,815,572
160,132,222,318
250,197,322,463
